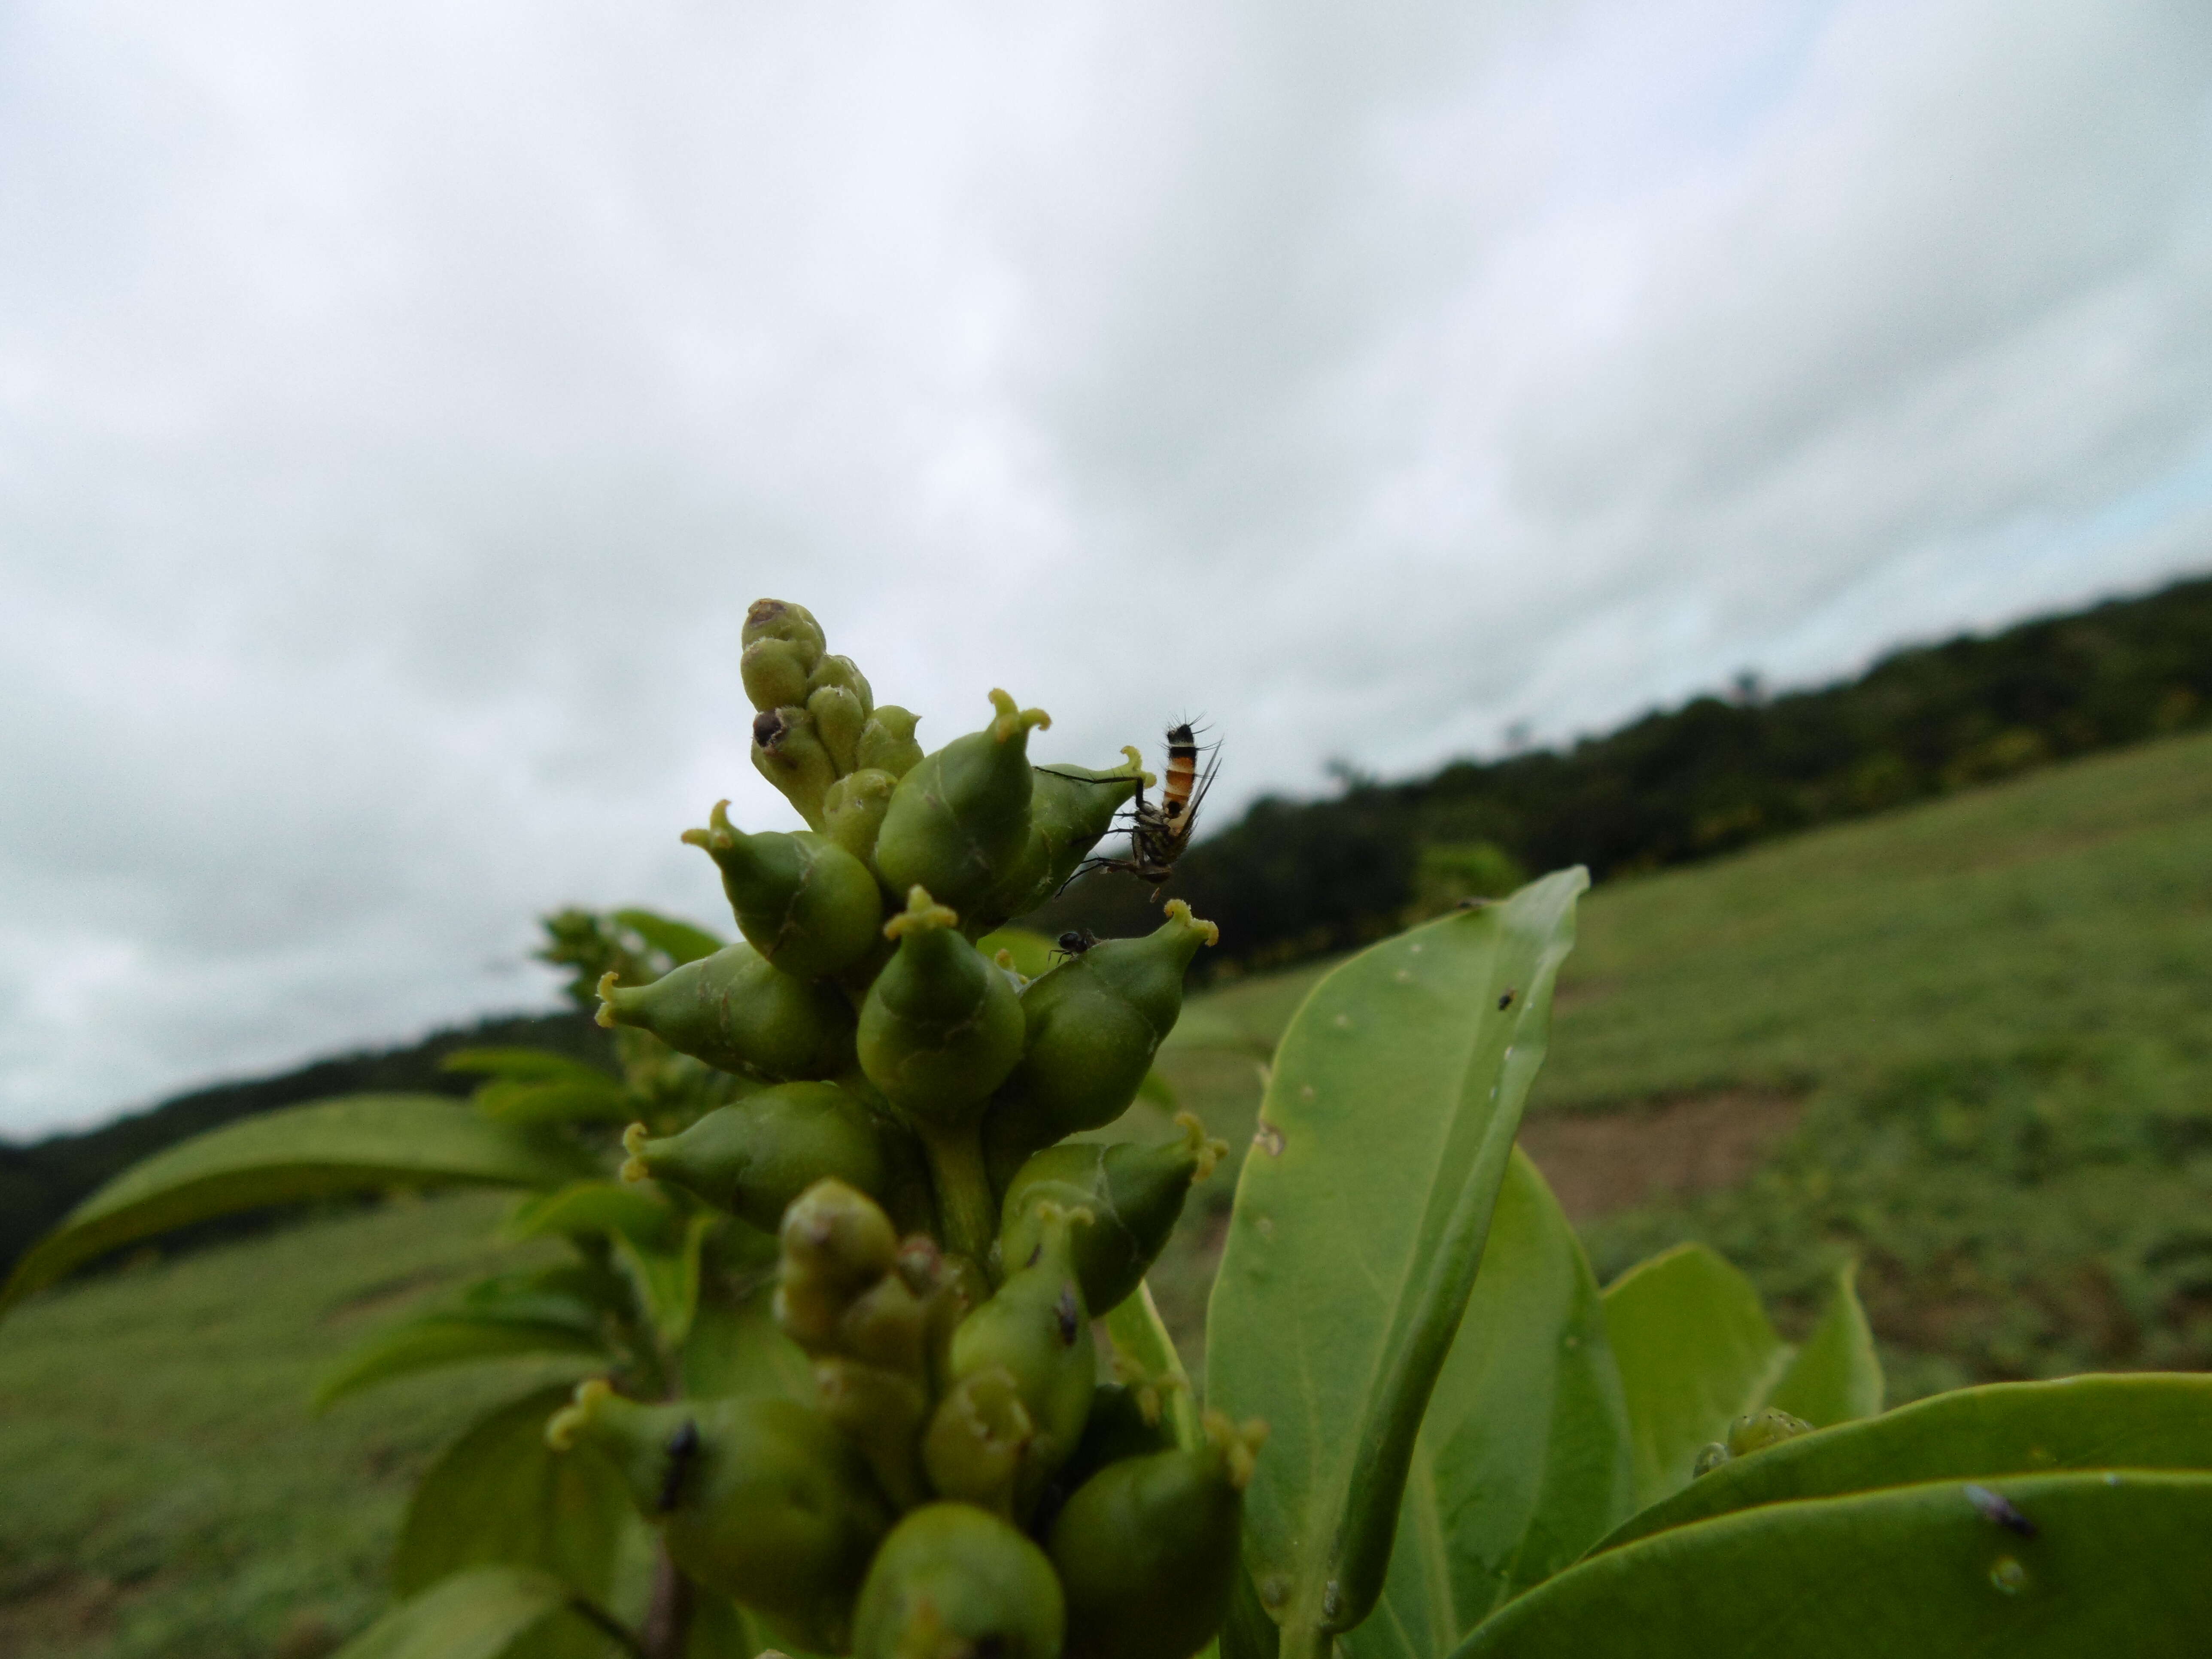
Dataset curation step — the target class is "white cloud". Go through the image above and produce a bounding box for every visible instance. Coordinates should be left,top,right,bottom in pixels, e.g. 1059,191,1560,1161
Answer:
3,0,2209,1132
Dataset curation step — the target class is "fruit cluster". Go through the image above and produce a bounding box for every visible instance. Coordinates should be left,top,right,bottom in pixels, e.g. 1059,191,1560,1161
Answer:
545,600,1264,1659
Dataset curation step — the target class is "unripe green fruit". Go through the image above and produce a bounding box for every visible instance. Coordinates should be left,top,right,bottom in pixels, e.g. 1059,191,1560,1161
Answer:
742,597,827,664
995,749,1145,916
810,684,867,774
949,1205,1094,1512
682,802,883,980
859,888,1025,1128
875,690,1051,919
741,637,813,713
619,1082,917,1233
775,1178,901,1351
998,1115,1228,1314
856,705,924,778
983,902,1218,1176
1726,1407,1813,1457
923,1365,1035,1517
752,705,839,830
547,1380,888,1653
825,769,900,869
809,652,874,714
816,1355,931,1510
1046,1412,1267,1659
596,945,854,1081
854,1504,1065,1659
1035,1382,1174,1531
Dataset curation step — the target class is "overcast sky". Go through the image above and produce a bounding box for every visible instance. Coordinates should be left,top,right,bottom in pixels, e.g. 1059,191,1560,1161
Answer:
4,0,2210,1137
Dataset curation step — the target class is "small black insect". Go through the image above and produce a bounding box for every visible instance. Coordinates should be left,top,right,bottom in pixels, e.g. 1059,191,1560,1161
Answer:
1053,928,1099,960
1964,1483,2036,1538
1497,989,1516,1011
1055,1285,1082,1346
657,1419,701,1513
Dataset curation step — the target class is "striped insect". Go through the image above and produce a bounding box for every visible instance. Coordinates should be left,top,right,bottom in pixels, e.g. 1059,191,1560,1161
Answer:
1070,722,1219,895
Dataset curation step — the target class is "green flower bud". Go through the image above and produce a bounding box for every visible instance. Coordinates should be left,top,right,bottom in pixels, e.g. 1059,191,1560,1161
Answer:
809,684,867,775
922,1366,1035,1518
595,945,854,1081
854,1504,1065,1659
618,1082,919,1234
774,1179,901,1351
742,638,814,714
683,801,883,980
825,769,900,869
547,1380,888,1653
949,1204,1094,1512
875,690,1051,920
982,902,1218,1177
742,598,827,664
816,1355,931,1511
998,1115,1228,1314
1046,1412,1268,1659
1725,1407,1813,1457
858,889,1025,1128
856,705,924,778
752,705,839,830
1692,1441,1730,1478
808,652,874,714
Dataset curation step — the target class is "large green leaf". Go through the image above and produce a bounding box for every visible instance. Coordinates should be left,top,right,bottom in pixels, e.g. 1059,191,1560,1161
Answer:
316,1315,608,1412
1,1095,599,1312
1453,1471,2212,1657
1593,1372,2212,1554
614,1216,714,1347
505,1182,679,1250
331,1566,621,1659
476,1077,638,1126
1343,1149,1632,1659
1206,871,1586,1656
394,1387,645,1659
1600,1243,1792,1508
1103,1280,1203,1452
1765,1260,1883,1428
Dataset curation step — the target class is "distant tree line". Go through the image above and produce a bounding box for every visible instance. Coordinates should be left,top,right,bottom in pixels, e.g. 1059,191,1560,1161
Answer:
1029,571,2212,971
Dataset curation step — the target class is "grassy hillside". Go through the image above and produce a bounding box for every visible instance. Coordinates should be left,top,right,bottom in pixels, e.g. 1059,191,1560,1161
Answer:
3,729,2208,1655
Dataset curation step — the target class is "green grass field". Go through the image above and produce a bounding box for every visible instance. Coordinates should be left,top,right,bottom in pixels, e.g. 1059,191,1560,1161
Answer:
5,729,2209,1656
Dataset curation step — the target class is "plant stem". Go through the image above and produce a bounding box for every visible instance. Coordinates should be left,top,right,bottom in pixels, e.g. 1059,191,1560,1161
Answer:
640,1541,693,1659
919,1121,997,1265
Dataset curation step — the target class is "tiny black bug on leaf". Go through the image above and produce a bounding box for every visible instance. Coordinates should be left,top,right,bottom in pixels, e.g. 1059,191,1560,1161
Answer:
658,1419,700,1513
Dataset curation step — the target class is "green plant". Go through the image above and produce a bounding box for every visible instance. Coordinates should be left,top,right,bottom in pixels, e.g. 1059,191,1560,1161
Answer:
7,599,2207,1659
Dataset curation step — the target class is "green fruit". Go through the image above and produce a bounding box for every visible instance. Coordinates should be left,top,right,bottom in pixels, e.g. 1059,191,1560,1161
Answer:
683,801,883,979
856,705,924,778
875,689,1051,920
997,1115,1228,1313
983,902,1217,1174
596,944,853,1081
1726,1407,1814,1457
775,1178,901,1352
950,1204,1095,1511
816,1355,931,1510
1035,1382,1174,1528
995,749,1145,916
1046,1412,1268,1659
854,1504,1066,1659
751,704,839,829
741,637,813,712
742,597,827,663
547,1380,888,1653
922,1366,1035,1517
858,889,1025,1129
808,651,874,714
619,1082,918,1233
826,769,900,868
810,684,867,774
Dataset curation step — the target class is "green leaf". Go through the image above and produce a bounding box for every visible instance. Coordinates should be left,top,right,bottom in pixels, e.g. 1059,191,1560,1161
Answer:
476,1077,638,1126
1600,1243,1792,1509
612,908,725,966
1,1096,600,1313
680,1278,814,1404
331,1566,621,1659
1592,1372,2212,1556
505,1182,678,1250
1136,1067,1179,1111
1765,1260,1883,1428
614,1216,714,1347
444,1048,619,1085
1103,1280,1203,1452
316,1315,609,1413
1453,1471,2212,1658
1158,1004,1270,1057
1343,1149,1633,1659
1206,870,1587,1654
393,1387,646,1659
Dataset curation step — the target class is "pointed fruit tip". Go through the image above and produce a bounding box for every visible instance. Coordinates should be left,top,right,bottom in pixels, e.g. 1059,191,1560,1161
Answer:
884,885,960,939
545,1377,612,1451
